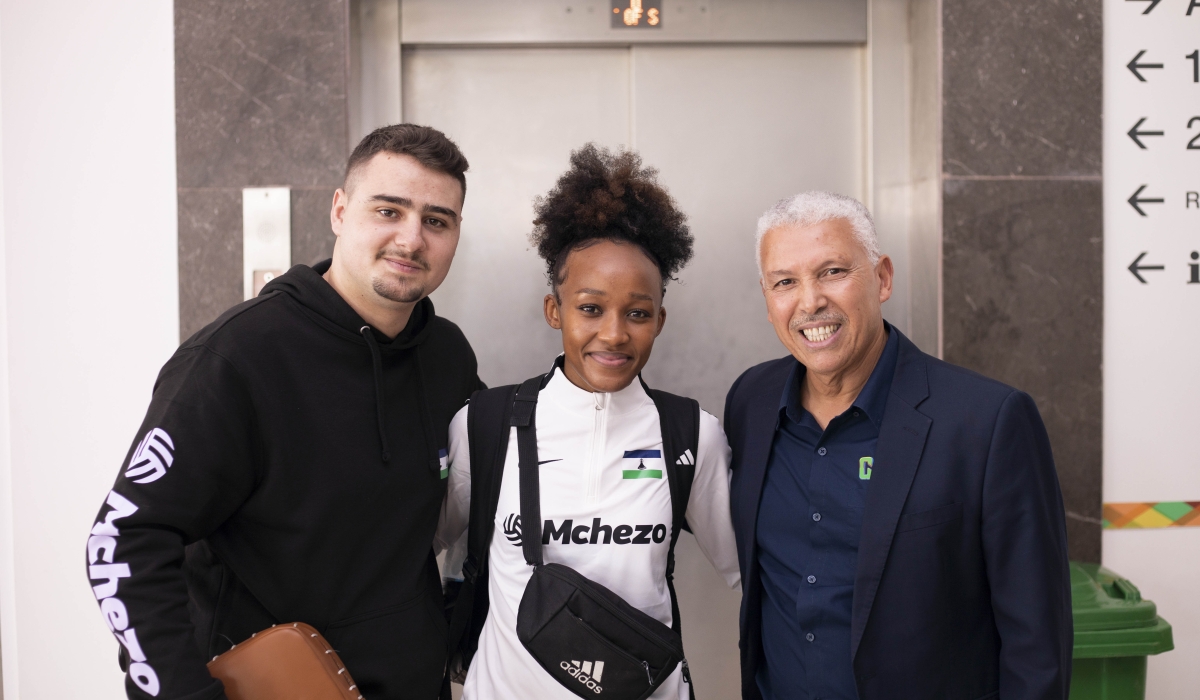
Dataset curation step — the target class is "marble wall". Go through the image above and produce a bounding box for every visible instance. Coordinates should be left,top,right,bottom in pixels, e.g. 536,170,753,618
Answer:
175,0,349,339
173,0,1105,560
941,0,1103,562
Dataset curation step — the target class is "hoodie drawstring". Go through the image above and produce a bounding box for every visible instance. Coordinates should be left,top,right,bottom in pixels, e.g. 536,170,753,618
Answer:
360,326,391,463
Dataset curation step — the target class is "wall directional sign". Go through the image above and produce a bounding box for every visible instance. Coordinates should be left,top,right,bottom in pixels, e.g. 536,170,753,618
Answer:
1125,0,1163,12
1127,251,1166,283
1126,50,1164,81
1127,118,1164,148
1106,1,1199,290
1105,4,1200,683
1127,184,1165,216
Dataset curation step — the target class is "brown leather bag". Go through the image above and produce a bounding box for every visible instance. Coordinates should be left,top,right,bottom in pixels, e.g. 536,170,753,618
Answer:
207,622,363,700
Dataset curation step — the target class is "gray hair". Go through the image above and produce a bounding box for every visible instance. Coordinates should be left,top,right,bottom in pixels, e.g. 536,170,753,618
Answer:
755,191,880,275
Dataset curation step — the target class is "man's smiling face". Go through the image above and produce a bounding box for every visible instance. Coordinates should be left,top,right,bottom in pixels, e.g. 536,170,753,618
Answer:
759,217,893,380
330,152,463,310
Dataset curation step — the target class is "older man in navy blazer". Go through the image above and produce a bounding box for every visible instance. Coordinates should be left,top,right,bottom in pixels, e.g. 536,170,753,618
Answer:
724,192,1072,700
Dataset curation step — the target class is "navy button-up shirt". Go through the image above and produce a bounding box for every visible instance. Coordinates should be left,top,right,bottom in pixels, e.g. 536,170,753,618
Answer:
755,327,900,700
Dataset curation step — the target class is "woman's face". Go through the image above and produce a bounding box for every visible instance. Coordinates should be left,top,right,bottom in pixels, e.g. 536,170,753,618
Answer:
544,240,666,394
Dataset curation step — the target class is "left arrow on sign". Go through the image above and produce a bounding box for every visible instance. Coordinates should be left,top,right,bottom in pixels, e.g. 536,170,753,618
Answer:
1127,118,1164,149
1125,0,1162,13
1128,252,1165,284
1128,185,1165,216
1127,50,1164,82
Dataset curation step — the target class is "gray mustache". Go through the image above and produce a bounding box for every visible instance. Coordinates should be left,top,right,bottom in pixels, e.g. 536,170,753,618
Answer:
789,315,846,333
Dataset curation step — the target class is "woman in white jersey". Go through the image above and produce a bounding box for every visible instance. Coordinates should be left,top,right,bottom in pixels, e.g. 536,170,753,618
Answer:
436,144,740,699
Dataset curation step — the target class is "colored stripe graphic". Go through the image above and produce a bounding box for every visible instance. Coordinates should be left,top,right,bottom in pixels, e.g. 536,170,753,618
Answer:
623,470,663,479
1102,502,1200,529
623,450,661,459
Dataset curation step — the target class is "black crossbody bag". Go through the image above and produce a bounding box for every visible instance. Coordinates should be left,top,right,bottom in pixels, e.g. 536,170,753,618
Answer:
443,366,700,700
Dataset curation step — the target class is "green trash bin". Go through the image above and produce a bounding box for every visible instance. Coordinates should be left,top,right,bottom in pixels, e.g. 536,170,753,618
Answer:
1070,562,1174,700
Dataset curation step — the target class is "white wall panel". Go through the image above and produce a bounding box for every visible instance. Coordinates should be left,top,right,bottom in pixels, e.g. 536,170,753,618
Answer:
1102,0,1200,694
0,2,179,697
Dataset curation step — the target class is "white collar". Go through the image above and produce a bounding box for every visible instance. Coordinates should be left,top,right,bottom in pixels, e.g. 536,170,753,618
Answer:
538,362,656,418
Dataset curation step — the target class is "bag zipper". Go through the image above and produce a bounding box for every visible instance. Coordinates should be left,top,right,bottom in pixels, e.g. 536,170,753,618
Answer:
569,612,653,685
541,565,684,658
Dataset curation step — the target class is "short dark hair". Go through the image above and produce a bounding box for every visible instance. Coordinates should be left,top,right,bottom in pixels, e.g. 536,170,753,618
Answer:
345,124,469,199
531,144,693,296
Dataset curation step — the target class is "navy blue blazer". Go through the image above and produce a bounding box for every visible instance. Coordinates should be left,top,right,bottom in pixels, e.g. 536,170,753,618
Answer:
724,331,1072,700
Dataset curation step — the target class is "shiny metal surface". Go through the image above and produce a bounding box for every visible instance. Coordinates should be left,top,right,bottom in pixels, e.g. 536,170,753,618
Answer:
406,44,861,696
401,0,867,45
241,187,291,301
390,3,942,696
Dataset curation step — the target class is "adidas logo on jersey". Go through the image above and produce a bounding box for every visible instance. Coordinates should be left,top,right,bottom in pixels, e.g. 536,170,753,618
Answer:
676,449,694,466
560,659,605,694
504,516,669,546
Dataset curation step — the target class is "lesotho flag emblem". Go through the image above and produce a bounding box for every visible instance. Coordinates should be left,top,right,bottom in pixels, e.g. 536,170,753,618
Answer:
622,449,662,479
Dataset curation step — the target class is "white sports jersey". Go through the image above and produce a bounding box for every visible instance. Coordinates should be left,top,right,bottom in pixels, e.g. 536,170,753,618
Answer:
436,367,740,700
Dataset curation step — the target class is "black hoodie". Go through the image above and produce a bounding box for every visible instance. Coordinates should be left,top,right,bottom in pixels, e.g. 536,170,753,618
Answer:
85,261,483,700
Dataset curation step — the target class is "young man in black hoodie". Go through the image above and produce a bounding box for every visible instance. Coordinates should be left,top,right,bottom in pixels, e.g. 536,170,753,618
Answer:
85,124,483,700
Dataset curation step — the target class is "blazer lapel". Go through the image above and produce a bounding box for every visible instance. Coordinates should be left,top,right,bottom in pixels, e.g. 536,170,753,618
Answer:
850,336,932,660
738,360,793,570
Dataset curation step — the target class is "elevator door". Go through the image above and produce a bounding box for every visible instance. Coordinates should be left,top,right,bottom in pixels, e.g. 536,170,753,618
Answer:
404,43,864,697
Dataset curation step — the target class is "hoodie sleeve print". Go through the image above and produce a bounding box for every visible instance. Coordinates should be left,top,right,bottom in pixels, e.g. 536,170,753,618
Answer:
87,346,260,700
435,405,472,559
683,411,742,591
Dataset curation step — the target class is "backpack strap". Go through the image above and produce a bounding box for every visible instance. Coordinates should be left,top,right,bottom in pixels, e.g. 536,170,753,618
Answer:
512,376,545,568
444,384,517,680
640,379,700,632
642,380,700,695
445,372,553,685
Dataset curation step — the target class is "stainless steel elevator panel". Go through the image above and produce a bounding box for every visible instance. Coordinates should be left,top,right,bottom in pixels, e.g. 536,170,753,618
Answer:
629,45,864,415
404,39,863,697
403,47,632,385
401,0,867,45
409,44,863,408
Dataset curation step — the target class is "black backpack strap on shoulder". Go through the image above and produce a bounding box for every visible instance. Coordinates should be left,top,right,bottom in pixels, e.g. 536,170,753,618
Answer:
464,384,518,587
512,375,545,568
641,379,700,695
444,384,517,686
444,371,553,699
640,380,701,577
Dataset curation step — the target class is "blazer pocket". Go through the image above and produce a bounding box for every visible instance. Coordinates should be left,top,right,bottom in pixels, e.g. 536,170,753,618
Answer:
896,502,963,533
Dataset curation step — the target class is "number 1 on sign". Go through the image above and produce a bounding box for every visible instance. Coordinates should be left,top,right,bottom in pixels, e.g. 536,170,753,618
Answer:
1189,51,1199,83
